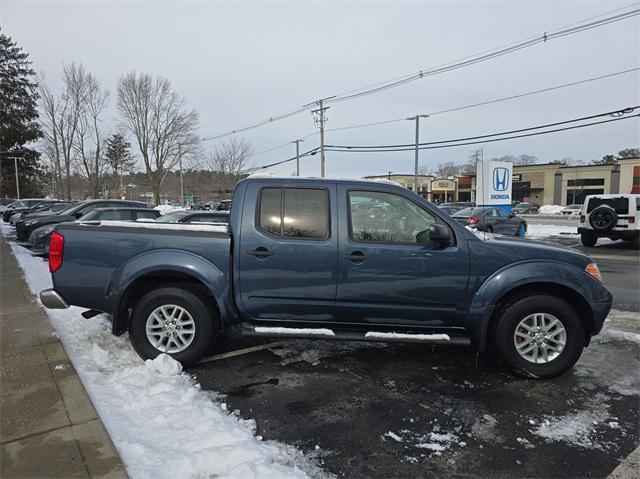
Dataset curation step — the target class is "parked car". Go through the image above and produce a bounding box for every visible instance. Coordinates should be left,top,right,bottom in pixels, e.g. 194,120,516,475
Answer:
0,198,16,211
40,177,611,379
561,204,583,216
15,199,151,242
80,207,162,222
156,211,230,224
13,201,75,224
2,198,47,222
28,207,161,255
512,202,539,214
216,200,232,211
578,194,639,248
437,204,467,215
453,207,527,237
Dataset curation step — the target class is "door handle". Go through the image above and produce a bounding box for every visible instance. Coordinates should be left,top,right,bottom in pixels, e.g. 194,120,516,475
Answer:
247,248,273,257
343,252,368,262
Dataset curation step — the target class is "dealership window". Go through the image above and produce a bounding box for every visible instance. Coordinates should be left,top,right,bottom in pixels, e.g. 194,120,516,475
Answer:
259,187,329,239
567,178,605,187
349,191,438,244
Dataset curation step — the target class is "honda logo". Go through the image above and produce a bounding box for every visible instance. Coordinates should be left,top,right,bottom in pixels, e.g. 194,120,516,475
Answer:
493,167,509,192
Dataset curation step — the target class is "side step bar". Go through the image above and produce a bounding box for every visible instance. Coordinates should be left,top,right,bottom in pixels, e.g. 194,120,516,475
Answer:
242,325,471,346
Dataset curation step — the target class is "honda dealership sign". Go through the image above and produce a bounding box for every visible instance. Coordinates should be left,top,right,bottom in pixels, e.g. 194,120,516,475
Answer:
476,160,513,211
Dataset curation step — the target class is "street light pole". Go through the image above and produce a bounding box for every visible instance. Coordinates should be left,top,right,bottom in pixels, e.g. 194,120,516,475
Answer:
14,157,20,199
407,115,429,196
292,139,304,176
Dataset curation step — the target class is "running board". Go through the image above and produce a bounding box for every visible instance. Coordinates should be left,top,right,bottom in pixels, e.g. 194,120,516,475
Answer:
242,326,471,346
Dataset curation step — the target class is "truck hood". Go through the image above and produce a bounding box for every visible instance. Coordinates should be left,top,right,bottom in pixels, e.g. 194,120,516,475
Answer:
472,232,592,269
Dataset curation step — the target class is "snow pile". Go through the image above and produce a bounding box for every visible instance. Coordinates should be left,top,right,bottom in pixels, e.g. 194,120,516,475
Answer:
155,204,187,215
415,432,462,454
96,220,228,233
538,205,564,214
1,224,320,479
254,327,335,336
525,224,576,238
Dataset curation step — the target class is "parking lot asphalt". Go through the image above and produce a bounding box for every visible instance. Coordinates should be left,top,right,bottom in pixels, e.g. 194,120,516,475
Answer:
191,313,638,479
190,230,639,479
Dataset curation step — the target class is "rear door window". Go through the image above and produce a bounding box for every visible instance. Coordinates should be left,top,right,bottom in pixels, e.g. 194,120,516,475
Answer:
258,187,329,239
135,210,160,220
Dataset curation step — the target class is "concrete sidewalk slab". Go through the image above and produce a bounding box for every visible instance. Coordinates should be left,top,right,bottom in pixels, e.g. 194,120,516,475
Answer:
0,236,127,478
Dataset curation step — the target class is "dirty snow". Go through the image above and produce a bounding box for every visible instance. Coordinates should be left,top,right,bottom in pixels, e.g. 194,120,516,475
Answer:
525,224,576,238
1,224,322,479
383,431,403,442
364,332,450,342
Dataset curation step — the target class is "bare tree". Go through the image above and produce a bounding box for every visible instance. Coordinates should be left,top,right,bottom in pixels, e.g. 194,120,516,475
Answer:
117,72,200,204
417,165,431,176
74,72,110,198
492,154,538,166
461,150,481,175
209,137,253,196
38,64,89,199
435,161,461,177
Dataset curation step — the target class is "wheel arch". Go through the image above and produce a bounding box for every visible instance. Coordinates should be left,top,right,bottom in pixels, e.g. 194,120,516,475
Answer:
470,261,598,353
108,250,227,335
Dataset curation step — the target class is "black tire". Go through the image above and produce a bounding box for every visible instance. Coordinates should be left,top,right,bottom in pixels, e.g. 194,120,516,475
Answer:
485,225,493,233
129,287,219,366
589,205,617,231
492,294,585,379
580,231,597,247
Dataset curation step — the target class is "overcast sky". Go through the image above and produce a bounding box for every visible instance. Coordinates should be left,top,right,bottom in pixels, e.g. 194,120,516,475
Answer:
2,0,639,177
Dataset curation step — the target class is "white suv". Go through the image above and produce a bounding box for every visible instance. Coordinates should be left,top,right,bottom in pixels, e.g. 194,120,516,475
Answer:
578,194,640,248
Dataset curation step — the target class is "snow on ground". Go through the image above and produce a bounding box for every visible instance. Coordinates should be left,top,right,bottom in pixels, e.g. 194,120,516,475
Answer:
1,224,324,479
525,223,576,238
538,205,564,214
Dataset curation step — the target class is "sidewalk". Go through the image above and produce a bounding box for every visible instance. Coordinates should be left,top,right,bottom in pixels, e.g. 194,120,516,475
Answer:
0,235,127,478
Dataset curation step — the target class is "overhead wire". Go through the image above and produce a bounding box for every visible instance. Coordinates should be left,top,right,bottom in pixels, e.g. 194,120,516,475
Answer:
202,6,640,141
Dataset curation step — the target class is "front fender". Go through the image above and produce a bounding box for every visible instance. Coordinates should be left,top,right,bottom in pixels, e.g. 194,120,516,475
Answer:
107,249,228,334
468,260,609,352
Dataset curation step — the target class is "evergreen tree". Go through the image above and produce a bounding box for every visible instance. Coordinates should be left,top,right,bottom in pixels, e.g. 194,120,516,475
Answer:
0,32,43,198
105,133,135,198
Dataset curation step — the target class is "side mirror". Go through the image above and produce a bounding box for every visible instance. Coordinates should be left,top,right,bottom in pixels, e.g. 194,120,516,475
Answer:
417,224,451,245
74,211,83,219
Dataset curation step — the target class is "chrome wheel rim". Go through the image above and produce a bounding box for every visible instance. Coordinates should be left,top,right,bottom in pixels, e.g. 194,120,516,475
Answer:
513,313,566,364
145,305,196,353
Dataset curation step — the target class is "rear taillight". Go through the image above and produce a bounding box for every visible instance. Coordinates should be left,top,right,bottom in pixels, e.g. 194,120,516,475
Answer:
49,232,64,273
620,216,635,223
580,215,585,223
469,217,479,225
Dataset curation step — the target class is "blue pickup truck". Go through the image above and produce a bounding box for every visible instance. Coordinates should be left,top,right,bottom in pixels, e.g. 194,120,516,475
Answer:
40,177,612,378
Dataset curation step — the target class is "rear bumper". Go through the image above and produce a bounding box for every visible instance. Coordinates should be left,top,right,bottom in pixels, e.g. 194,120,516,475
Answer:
39,289,69,309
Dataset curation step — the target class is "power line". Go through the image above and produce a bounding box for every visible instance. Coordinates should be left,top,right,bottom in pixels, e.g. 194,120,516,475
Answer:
202,6,640,141
325,112,639,153
325,68,639,133
326,107,639,149
243,107,638,171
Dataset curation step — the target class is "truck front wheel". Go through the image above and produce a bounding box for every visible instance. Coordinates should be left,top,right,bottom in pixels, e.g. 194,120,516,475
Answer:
492,295,585,379
130,287,218,366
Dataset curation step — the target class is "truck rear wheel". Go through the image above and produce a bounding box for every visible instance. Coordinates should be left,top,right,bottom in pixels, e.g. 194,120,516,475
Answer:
492,294,585,379
129,287,218,366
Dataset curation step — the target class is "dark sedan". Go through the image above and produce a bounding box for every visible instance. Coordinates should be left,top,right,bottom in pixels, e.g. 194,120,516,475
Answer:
15,199,151,241
12,201,75,224
453,207,527,237
2,198,47,222
29,207,161,255
156,211,230,224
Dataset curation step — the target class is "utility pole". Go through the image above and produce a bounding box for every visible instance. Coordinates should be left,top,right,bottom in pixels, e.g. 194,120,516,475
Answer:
311,96,335,177
292,139,304,176
406,115,429,197
178,144,185,206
